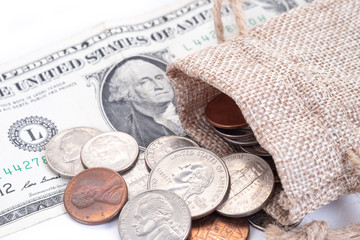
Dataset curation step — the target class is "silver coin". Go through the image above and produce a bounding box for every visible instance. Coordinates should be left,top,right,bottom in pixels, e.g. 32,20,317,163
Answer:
223,136,259,146
217,153,274,217
247,209,302,232
213,126,254,139
228,134,257,142
145,136,199,170
118,190,191,240
45,127,102,178
121,153,150,200
240,145,271,157
81,131,139,173
148,147,229,219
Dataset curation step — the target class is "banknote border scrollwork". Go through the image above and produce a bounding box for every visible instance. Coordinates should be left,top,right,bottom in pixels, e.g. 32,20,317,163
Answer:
0,193,63,226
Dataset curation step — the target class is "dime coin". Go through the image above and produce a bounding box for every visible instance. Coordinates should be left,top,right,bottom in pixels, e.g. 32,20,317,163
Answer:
64,167,128,225
223,136,259,146
81,131,139,173
247,209,302,232
145,136,199,170
240,145,272,157
205,93,248,129
118,190,191,240
45,127,102,178
148,147,229,219
190,213,249,240
121,153,150,200
213,126,254,139
217,153,274,217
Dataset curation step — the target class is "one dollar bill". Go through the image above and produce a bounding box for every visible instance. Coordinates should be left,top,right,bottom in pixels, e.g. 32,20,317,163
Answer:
0,0,309,236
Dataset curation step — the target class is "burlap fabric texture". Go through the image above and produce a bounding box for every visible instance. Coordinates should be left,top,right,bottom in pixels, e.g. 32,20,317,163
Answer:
167,0,360,225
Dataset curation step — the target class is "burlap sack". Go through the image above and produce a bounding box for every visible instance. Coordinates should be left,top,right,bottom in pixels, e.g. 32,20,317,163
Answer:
167,0,360,226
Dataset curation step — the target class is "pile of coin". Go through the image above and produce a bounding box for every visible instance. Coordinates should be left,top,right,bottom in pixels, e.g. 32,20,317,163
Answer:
205,93,271,157
45,123,298,239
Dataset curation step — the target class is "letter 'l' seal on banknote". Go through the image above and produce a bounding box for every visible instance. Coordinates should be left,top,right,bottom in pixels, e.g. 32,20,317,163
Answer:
8,116,58,152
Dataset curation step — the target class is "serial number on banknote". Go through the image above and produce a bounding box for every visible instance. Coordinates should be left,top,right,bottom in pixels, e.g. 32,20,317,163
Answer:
182,15,266,52
0,156,47,179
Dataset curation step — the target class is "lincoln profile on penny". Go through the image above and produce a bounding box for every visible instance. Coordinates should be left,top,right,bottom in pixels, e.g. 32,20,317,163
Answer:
106,57,185,147
71,177,124,208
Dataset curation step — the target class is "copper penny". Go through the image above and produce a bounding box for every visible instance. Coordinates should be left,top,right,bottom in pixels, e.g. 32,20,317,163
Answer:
64,167,128,225
205,93,248,129
190,212,249,239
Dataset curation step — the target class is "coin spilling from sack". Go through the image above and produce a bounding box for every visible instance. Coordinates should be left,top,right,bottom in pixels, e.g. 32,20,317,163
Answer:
247,209,302,232
144,135,199,170
44,125,300,238
63,167,128,224
148,147,230,219
205,93,271,157
216,153,274,218
119,189,192,240
191,212,249,239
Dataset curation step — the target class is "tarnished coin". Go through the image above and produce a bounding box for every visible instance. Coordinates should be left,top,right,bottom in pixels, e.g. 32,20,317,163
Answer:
148,147,229,219
64,167,128,225
217,153,274,217
190,212,249,240
247,209,302,232
118,190,191,240
81,131,139,173
121,153,150,200
45,127,102,178
213,126,254,139
205,93,248,129
223,136,259,146
240,145,271,157
145,136,199,170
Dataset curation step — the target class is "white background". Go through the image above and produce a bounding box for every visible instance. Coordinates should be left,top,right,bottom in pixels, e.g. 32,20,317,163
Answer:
1,0,360,239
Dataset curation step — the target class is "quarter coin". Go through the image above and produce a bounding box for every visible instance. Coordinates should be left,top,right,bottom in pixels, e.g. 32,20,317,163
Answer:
81,131,139,173
148,147,229,219
205,93,248,129
217,153,274,217
247,209,302,231
190,213,249,240
118,190,191,240
64,167,128,225
121,153,150,200
145,136,199,170
45,127,102,178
